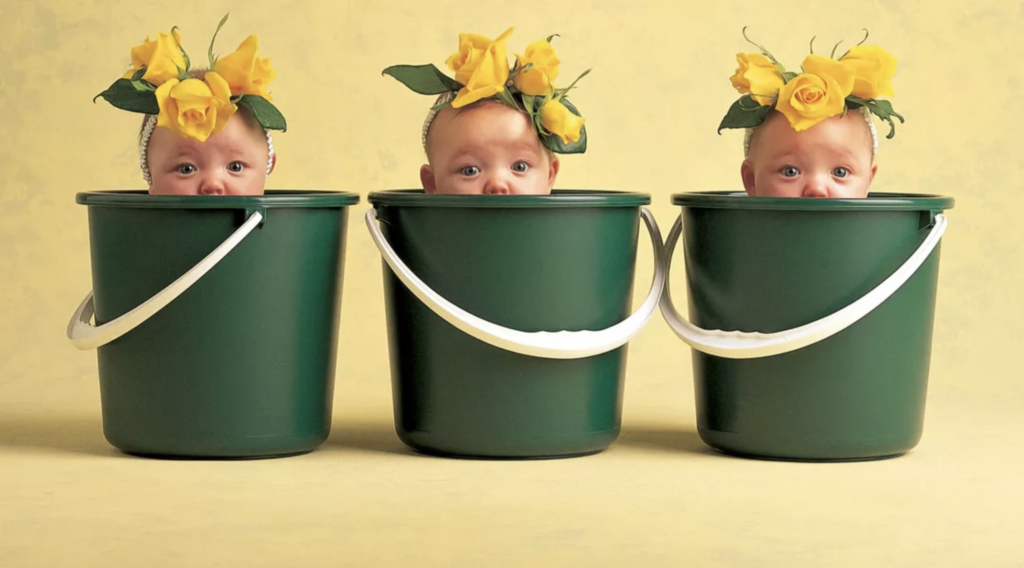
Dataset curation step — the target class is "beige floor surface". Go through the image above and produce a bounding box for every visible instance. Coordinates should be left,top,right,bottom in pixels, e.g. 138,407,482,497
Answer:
2,359,1021,568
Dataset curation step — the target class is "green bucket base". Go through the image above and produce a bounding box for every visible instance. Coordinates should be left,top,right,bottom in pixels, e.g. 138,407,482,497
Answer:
404,441,608,461
108,428,331,460
122,448,316,461
703,431,908,462
398,427,620,460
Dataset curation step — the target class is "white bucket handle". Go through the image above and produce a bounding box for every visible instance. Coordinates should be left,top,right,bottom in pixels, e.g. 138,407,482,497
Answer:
365,206,666,360
67,210,264,351
659,212,948,359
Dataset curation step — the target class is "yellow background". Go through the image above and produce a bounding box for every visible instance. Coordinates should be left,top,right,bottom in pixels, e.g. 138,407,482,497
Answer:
2,0,1022,566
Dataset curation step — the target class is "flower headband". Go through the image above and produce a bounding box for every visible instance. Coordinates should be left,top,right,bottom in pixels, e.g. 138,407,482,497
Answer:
94,15,286,184
382,27,591,155
719,29,903,152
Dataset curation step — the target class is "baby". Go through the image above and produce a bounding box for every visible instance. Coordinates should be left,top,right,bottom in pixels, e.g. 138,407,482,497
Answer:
142,104,275,196
720,32,901,198
385,27,589,195
96,17,285,196
741,107,877,198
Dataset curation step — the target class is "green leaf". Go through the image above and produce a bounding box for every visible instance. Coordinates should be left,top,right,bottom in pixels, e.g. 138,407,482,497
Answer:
541,97,587,154
782,71,798,83
546,34,559,43
846,95,904,138
237,95,287,131
93,78,160,114
717,95,771,133
382,64,461,95
131,67,146,81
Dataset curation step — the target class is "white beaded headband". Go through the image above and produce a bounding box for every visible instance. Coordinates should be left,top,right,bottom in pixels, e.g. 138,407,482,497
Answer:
743,106,878,159
139,114,276,186
421,91,457,152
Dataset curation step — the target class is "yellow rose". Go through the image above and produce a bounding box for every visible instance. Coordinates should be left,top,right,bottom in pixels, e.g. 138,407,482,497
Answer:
214,35,277,100
729,52,784,106
774,54,856,131
841,45,897,99
123,29,185,86
540,98,586,144
154,72,236,142
445,27,515,108
514,38,560,96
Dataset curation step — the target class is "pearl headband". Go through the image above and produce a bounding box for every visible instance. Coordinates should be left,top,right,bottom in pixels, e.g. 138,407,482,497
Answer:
421,91,457,152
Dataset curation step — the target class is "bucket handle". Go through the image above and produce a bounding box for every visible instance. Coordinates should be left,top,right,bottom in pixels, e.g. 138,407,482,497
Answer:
66,210,264,351
365,206,666,360
659,213,948,360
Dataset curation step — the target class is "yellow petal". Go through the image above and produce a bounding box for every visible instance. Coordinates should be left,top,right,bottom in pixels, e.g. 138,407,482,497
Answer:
540,99,586,144
141,31,186,86
802,54,855,98
451,85,503,108
154,78,181,132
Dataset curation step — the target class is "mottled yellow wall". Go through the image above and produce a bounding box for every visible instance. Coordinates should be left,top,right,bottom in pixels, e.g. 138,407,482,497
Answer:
2,0,1021,409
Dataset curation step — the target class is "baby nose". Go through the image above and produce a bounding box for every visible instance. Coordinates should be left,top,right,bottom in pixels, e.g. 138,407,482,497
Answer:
198,173,226,196
483,172,510,195
801,175,830,198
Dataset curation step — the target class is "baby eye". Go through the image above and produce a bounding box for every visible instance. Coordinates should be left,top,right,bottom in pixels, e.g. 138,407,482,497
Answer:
780,166,800,178
511,160,530,173
228,161,246,173
460,165,480,177
176,163,196,175
832,167,850,178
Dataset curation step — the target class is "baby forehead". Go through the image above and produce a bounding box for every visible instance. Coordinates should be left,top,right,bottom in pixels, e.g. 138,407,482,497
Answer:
426,105,540,149
747,111,876,158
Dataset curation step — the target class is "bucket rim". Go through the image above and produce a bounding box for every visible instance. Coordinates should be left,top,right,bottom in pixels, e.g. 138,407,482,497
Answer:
671,191,954,211
76,190,360,208
368,189,650,208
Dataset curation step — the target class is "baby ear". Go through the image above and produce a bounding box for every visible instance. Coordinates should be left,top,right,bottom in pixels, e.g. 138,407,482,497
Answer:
741,159,756,196
870,162,878,184
268,153,277,176
420,165,437,194
547,156,561,191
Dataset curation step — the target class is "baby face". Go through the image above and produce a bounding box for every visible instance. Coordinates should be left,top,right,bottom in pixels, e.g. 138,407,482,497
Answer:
742,110,877,198
421,101,559,195
147,113,272,196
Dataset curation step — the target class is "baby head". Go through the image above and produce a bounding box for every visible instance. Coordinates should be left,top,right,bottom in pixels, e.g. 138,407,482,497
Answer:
385,27,590,195
97,17,285,196
720,31,901,198
420,95,559,195
142,105,276,196
741,107,877,198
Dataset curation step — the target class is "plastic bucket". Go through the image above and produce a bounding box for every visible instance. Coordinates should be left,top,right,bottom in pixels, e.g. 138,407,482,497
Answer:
660,191,954,461
366,190,665,458
68,190,359,458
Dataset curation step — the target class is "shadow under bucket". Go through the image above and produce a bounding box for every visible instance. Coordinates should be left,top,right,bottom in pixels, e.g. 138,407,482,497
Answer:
68,190,359,458
367,190,664,459
661,191,955,461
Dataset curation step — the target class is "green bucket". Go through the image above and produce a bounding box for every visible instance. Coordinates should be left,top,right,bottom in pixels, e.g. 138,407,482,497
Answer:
661,191,954,461
366,190,664,459
68,190,359,458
